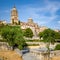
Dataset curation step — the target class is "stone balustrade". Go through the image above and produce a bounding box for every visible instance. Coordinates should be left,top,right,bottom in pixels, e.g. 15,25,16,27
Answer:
30,49,60,60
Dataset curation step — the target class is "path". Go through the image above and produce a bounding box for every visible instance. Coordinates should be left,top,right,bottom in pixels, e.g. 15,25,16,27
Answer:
22,52,40,60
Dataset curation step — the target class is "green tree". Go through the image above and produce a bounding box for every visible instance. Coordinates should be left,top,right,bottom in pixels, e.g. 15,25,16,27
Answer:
39,29,56,43
39,29,57,60
18,20,20,25
55,32,60,39
24,28,33,38
1,25,26,50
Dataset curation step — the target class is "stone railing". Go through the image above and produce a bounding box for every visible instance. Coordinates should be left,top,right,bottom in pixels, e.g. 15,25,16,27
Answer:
30,49,60,60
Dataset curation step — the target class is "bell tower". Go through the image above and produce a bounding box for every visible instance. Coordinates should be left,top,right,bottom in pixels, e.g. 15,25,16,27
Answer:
11,6,18,24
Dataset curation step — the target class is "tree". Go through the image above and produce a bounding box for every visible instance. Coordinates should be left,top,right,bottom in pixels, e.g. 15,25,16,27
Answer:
39,29,58,60
24,28,33,38
54,32,60,39
1,25,26,50
18,20,20,25
39,29,56,43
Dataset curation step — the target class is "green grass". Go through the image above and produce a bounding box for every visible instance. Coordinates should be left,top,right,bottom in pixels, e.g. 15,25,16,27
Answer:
25,39,41,42
27,44,39,46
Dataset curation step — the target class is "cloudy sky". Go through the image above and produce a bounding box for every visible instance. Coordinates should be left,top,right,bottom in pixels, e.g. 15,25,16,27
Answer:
0,0,60,29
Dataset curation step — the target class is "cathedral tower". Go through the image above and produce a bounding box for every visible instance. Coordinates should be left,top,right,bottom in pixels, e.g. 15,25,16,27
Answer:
11,6,18,24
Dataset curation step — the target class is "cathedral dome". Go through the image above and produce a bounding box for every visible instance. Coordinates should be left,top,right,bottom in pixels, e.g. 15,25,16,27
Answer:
28,18,33,23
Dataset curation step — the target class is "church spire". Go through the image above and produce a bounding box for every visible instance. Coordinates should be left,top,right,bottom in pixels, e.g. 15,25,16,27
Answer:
14,4,16,8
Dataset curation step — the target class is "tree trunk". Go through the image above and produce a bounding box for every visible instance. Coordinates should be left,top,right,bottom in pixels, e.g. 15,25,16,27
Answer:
47,43,50,60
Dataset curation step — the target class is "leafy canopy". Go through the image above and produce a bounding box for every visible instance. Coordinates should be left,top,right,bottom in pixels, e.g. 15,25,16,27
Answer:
1,25,26,50
24,28,33,38
39,29,60,43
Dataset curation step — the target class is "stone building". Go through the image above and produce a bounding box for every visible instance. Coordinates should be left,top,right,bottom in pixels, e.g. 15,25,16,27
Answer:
11,6,48,38
20,18,47,37
11,6,18,24
0,20,6,25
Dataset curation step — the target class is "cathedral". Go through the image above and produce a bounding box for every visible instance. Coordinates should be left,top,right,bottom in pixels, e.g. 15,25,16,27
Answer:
10,6,48,39
0,6,48,39
0,6,59,39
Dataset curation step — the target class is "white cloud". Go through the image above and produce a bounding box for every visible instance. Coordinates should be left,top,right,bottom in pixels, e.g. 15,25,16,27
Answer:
22,6,58,24
18,0,60,27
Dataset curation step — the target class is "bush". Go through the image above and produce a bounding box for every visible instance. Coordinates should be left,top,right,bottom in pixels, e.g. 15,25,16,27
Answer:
18,45,24,50
55,44,60,50
27,44,39,46
24,28,33,38
25,39,40,42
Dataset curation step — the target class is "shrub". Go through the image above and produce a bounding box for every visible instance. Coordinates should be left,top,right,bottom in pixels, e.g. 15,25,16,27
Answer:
24,28,33,38
55,44,60,50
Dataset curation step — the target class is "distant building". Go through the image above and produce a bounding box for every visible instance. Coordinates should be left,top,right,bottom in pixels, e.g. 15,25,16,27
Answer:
54,29,60,32
0,20,6,25
10,6,48,38
1,6,60,40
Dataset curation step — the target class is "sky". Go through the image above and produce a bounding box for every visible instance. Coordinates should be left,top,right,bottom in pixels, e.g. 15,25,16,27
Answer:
0,0,60,30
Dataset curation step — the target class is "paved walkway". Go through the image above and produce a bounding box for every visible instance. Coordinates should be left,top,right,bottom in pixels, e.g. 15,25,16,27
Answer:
15,48,40,60
22,53,40,60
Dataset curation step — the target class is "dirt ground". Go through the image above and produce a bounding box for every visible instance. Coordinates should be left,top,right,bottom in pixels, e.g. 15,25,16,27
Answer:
51,56,60,60
0,50,23,60
0,50,60,60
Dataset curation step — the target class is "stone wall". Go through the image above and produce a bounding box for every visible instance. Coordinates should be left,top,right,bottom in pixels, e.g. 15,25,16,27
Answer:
0,42,11,51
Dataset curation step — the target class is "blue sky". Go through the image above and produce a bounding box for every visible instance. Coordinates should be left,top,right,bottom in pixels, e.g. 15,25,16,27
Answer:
0,0,60,30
